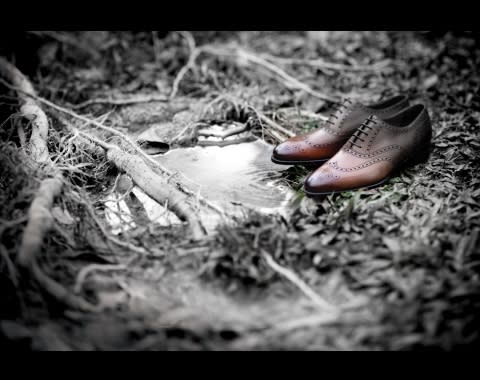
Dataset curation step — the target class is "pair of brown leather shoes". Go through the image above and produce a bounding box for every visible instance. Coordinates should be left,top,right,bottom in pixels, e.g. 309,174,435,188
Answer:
271,95,432,196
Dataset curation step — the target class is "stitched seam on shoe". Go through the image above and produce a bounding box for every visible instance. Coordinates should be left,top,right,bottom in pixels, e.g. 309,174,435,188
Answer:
344,144,402,158
282,143,308,153
374,114,429,132
319,127,352,137
304,137,346,148
366,126,381,151
323,172,340,179
328,156,394,172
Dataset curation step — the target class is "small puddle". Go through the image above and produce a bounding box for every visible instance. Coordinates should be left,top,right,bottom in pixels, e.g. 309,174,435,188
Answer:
159,140,292,211
105,124,296,233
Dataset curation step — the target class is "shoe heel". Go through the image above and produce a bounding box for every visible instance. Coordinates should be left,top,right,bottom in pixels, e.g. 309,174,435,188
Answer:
401,129,433,169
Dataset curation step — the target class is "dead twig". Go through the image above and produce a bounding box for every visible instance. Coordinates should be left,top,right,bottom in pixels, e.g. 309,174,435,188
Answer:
261,250,338,313
0,58,96,311
70,94,168,110
256,112,295,138
202,93,291,143
201,46,340,103
260,53,392,73
170,31,200,99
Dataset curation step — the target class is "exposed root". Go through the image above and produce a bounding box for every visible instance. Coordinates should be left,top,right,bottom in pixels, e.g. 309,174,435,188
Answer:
0,86,254,223
74,130,206,239
197,136,256,147
74,263,127,294
32,262,97,312
18,174,64,268
0,58,96,312
26,95,227,218
106,145,206,239
0,78,169,178
32,92,166,172
68,130,228,218
0,57,50,163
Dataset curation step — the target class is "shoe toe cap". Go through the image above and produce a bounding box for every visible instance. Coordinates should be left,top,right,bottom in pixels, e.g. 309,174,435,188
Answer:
272,141,292,159
304,168,338,194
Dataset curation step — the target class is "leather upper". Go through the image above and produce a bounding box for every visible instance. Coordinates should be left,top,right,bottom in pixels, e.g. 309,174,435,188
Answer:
272,95,410,164
304,104,432,194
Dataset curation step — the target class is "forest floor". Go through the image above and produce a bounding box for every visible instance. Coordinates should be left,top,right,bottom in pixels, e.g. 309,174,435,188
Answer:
0,31,479,350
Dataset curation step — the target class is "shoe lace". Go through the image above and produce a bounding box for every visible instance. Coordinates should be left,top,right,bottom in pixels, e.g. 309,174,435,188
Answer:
348,115,378,149
325,98,353,126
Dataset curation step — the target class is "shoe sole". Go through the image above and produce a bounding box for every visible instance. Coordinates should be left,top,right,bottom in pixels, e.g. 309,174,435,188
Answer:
303,176,392,197
270,155,328,167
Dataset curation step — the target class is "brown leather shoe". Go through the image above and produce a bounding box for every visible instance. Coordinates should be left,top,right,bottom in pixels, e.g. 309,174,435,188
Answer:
304,104,432,196
271,95,410,166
